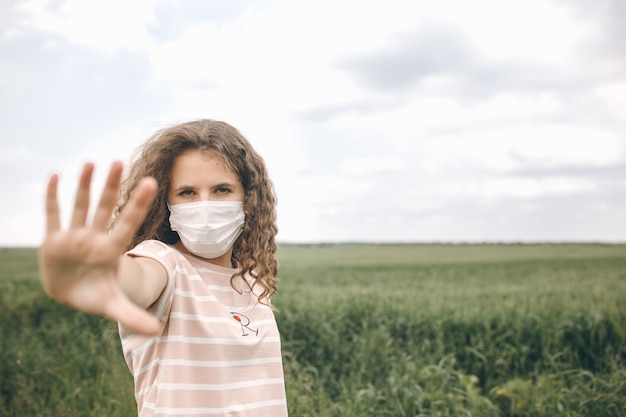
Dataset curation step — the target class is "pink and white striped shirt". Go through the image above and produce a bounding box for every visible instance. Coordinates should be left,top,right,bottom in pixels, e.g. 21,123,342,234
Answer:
118,240,288,417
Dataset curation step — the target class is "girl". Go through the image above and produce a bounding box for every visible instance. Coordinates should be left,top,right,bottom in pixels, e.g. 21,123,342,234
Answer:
38,119,288,416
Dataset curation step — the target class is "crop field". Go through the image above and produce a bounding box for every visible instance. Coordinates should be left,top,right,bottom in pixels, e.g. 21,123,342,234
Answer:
1,244,625,416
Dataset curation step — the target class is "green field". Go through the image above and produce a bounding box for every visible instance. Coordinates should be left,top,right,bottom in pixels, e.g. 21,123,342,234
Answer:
1,244,625,416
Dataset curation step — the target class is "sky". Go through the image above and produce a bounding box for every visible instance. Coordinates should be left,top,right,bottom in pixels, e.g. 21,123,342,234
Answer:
1,0,625,246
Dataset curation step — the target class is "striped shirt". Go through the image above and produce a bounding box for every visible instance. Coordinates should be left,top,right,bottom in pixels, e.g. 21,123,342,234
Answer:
118,240,288,417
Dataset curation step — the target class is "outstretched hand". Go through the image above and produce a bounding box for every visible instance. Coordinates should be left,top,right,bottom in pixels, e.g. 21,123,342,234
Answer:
39,161,161,335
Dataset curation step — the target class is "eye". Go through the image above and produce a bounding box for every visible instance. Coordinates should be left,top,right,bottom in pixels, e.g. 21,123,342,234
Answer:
178,189,196,196
215,186,232,194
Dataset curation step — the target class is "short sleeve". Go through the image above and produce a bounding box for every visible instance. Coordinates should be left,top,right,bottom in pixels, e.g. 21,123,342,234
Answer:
125,240,179,323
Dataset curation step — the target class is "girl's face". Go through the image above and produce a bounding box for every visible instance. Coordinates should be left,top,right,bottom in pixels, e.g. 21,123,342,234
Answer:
168,150,244,206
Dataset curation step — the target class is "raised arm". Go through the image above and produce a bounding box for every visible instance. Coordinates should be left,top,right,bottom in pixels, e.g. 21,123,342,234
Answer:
39,161,167,335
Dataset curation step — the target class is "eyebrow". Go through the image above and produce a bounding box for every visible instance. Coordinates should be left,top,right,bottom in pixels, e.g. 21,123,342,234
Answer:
212,182,240,189
171,184,194,192
171,182,240,192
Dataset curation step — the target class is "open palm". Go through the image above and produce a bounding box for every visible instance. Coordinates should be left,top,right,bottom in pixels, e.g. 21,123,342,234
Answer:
39,161,161,335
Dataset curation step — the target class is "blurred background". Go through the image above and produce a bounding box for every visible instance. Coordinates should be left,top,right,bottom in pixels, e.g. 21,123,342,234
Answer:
1,0,625,246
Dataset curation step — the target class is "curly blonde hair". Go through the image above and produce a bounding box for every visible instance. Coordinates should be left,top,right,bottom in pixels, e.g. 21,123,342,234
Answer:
112,119,279,304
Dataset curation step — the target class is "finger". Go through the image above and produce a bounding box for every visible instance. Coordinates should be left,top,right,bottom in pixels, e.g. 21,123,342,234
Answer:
45,173,61,234
92,161,124,230
109,177,158,248
70,162,95,229
105,294,162,335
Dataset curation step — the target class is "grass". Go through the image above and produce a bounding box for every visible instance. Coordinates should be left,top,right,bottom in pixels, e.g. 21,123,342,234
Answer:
1,244,625,416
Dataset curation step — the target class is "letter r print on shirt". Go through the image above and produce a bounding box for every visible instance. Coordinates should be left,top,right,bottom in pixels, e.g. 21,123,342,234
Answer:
230,312,259,336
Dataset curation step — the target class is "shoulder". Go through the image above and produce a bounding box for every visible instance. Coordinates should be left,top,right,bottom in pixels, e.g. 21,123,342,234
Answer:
126,240,185,272
129,239,173,253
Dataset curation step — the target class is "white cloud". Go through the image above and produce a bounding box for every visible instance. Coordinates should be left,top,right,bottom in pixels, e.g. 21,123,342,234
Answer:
448,176,595,200
17,0,157,53
507,126,624,167
416,124,624,178
0,144,34,162
340,157,406,176
595,82,626,119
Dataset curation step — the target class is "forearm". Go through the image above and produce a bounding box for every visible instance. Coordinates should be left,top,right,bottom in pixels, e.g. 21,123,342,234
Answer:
118,255,168,309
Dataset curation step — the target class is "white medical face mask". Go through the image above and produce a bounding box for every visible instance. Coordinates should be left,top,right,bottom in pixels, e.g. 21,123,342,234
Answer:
169,200,245,259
